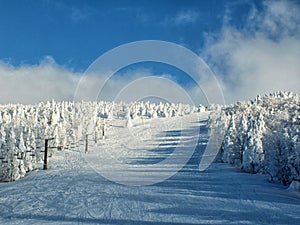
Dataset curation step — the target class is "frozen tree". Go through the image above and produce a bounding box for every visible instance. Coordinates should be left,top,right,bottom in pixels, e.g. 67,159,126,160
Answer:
235,114,248,166
2,111,12,125
126,115,133,128
222,114,240,165
208,92,300,185
17,131,26,160
241,113,265,173
19,160,26,178
152,109,158,119
0,127,17,181
57,123,67,149
11,156,20,181
0,125,5,149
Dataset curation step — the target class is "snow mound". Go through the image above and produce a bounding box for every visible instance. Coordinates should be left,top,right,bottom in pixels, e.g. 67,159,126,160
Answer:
287,180,300,192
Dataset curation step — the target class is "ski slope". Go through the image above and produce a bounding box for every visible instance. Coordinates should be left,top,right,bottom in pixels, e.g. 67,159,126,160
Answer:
0,112,299,225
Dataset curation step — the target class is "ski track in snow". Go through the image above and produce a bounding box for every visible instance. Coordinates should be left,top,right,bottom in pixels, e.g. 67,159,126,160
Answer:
0,112,299,225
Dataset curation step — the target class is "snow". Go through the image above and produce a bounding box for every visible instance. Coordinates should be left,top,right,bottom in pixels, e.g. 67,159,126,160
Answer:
208,91,300,184
0,112,299,224
287,181,300,196
0,100,202,182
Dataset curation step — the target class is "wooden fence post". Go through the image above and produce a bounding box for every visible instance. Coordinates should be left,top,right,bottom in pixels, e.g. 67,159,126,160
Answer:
44,138,54,170
85,134,88,154
43,139,48,170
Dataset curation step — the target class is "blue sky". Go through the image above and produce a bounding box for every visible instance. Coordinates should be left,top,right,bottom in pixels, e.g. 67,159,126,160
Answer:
0,0,299,104
0,0,233,70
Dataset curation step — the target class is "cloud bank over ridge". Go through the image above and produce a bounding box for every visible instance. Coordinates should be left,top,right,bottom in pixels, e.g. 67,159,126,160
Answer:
202,0,300,103
0,56,79,104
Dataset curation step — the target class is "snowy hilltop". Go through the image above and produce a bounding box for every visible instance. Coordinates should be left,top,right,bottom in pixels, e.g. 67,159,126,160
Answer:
209,91,300,185
1,97,299,225
1,91,299,186
0,100,204,182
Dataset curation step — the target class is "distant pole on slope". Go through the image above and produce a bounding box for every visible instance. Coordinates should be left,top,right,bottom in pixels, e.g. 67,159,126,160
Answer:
85,134,88,154
44,138,54,170
102,123,106,137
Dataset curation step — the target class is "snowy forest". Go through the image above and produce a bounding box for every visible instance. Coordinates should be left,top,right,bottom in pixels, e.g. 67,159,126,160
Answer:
1,91,299,186
209,91,300,185
0,100,203,182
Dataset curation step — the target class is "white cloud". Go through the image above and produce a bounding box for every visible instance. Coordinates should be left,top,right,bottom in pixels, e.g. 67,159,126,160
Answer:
0,59,206,105
163,10,199,26
202,0,300,103
0,57,80,104
74,69,206,105
174,10,199,25
259,0,300,37
69,6,93,22
44,1,93,23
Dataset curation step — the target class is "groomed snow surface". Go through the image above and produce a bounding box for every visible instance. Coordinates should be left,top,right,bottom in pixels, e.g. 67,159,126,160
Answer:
0,113,299,225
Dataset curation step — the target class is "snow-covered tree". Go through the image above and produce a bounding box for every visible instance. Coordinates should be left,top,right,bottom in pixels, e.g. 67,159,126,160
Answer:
208,91,300,185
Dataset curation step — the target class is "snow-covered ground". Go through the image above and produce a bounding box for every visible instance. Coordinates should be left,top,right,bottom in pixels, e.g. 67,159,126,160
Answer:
0,112,299,225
